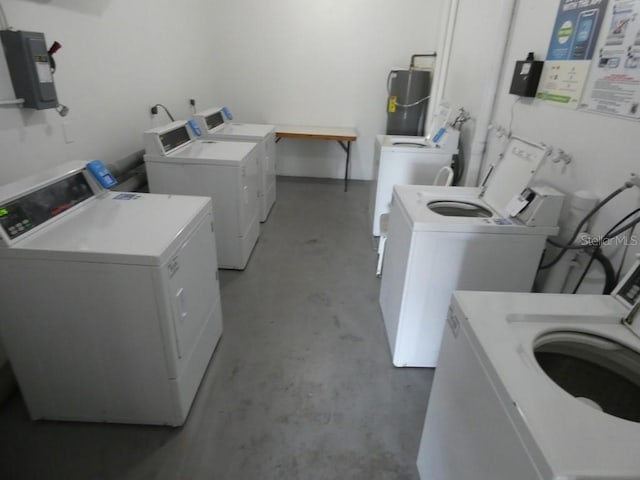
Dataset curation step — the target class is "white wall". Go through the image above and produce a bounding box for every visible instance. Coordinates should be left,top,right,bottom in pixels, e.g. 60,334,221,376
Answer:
206,0,444,181
0,0,222,184
445,0,640,275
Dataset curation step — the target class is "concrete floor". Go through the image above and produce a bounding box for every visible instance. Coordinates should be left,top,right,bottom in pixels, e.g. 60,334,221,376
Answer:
0,177,433,480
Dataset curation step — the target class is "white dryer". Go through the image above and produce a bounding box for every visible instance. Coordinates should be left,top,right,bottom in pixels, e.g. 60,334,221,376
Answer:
417,260,640,479
0,162,223,426
144,121,260,270
192,107,276,222
369,129,459,237
380,136,564,367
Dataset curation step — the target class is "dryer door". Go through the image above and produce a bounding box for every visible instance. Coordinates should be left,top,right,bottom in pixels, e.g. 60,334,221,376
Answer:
239,152,260,237
264,134,277,193
166,213,220,361
265,134,277,178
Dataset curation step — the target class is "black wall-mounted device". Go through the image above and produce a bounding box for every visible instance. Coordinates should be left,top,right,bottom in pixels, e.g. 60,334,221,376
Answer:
509,52,544,98
1,30,58,109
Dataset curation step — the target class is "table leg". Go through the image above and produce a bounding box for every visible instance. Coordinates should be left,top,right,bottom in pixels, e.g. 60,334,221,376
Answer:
338,141,351,192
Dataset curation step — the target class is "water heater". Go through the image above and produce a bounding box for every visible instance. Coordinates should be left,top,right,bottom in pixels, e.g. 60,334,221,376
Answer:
386,69,431,136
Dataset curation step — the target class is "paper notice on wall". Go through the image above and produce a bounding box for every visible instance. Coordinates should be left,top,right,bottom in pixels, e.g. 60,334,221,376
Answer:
580,0,640,120
537,0,609,108
537,61,592,106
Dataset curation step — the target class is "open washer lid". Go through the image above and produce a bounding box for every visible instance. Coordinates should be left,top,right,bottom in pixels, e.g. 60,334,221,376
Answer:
481,137,548,218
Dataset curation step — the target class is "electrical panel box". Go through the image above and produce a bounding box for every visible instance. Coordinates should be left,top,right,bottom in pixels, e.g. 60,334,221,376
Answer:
509,57,544,98
0,30,58,109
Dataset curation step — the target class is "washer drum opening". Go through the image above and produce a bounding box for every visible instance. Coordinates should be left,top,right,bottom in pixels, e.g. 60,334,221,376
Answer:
427,200,492,218
534,330,640,423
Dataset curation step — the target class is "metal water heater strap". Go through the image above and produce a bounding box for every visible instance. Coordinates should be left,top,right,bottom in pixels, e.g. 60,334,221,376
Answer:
386,70,432,108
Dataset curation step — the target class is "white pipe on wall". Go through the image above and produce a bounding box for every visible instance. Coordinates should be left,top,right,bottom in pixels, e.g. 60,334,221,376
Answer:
0,99,24,106
464,0,518,186
427,0,459,131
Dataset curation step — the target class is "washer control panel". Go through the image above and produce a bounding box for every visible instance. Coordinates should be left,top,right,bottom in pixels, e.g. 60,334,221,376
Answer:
159,125,191,154
0,172,94,243
619,270,640,307
617,261,640,306
205,110,225,131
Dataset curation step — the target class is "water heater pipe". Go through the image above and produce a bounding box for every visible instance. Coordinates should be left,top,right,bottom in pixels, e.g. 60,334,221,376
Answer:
427,0,459,132
464,0,518,186
0,99,25,106
410,53,437,70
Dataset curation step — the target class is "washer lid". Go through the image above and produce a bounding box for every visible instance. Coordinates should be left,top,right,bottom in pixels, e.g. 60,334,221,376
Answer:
3,192,212,265
482,137,548,218
210,123,275,140
144,140,256,166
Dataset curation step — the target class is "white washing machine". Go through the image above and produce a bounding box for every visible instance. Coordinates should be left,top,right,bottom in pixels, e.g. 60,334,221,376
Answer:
369,129,459,237
0,162,223,426
380,137,564,367
417,260,640,479
193,107,276,222
144,120,260,270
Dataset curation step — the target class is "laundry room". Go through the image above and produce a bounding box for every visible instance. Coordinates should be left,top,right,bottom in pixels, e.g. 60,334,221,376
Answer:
1,0,640,479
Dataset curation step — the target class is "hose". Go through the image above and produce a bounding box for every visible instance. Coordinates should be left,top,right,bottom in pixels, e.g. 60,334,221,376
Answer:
571,248,616,294
571,208,640,294
595,250,617,294
616,223,637,282
152,104,175,122
540,185,629,269
451,139,464,185
605,214,640,239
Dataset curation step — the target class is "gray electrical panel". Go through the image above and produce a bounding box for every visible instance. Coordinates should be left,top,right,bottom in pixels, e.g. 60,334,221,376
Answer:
1,30,58,110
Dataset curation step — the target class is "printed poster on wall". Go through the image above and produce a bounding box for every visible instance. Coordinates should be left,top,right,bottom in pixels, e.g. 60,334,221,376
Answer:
537,0,609,108
580,0,640,119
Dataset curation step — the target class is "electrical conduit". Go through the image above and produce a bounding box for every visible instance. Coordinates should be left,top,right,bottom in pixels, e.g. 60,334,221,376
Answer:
428,0,459,131
465,0,518,186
